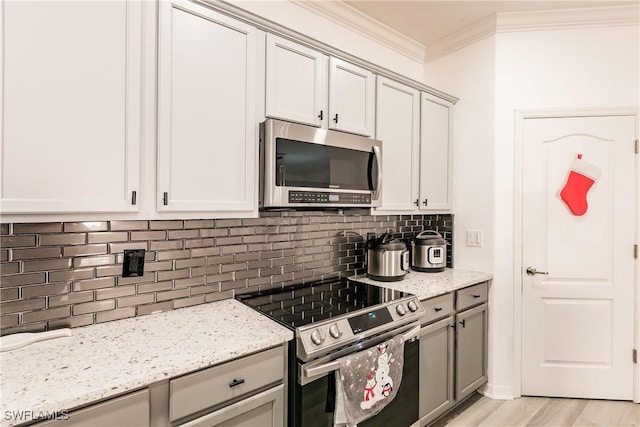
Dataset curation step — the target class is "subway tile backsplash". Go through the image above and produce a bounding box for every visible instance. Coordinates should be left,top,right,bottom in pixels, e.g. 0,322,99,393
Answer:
0,212,453,335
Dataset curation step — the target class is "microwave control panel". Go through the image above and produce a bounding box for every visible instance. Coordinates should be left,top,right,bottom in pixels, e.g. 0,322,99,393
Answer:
288,191,371,204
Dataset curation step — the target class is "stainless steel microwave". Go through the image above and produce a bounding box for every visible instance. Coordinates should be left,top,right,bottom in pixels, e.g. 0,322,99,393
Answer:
259,119,382,209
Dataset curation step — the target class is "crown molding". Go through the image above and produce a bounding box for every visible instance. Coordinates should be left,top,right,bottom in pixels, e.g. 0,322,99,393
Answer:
425,14,497,62
426,5,639,62
497,5,640,33
291,0,426,64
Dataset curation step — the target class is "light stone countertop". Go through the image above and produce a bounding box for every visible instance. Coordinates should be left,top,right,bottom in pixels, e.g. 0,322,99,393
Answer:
0,299,293,427
351,268,493,300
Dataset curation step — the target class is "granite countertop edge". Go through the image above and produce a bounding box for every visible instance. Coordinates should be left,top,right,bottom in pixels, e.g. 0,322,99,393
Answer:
0,299,293,427
350,267,493,300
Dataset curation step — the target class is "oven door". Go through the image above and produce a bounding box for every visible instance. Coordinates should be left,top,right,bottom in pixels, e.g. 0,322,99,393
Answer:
292,323,420,427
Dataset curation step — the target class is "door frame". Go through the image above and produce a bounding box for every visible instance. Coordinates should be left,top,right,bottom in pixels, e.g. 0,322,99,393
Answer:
513,108,640,402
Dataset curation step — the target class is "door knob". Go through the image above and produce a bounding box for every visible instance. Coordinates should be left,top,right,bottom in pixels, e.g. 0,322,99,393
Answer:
526,266,549,276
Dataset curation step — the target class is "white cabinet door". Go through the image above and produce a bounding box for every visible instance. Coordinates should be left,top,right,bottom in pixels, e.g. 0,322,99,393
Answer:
328,57,375,137
375,77,420,212
265,34,327,127
1,0,141,213
157,0,257,214
419,93,453,211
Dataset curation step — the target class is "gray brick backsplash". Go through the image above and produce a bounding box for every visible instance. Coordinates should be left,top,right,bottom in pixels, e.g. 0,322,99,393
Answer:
0,213,453,335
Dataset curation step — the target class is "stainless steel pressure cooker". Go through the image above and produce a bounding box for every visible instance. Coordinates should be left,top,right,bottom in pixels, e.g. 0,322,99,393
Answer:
366,233,410,281
411,230,447,272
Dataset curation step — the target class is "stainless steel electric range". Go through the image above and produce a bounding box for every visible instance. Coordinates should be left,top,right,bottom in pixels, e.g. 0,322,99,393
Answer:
237,277,424,427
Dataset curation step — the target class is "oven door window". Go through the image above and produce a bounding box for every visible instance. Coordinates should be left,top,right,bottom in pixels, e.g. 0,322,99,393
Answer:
275,138,374,190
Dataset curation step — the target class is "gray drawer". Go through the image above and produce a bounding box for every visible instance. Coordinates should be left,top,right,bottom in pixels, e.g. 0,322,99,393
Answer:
456,282,488,311
420,293,454,324
170,346,284,422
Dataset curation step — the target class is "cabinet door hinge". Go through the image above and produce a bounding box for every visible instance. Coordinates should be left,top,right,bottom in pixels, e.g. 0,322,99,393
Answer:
131,191,137,205
634,349,637,364
634,244,638,259
635,139,639,154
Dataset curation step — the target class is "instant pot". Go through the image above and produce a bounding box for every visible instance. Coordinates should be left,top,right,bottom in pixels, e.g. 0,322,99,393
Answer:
411,230,447,272
366,233,410,281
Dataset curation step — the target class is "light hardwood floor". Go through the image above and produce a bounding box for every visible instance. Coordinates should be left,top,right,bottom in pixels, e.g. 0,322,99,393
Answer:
431,394,640,427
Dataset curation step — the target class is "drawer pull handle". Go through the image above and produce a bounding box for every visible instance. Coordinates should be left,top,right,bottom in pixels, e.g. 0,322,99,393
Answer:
472,294,481,298
434,307,443,312
229,378,245,388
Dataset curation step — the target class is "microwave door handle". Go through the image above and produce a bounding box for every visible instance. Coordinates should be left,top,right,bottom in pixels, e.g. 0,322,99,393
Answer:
372,145,382,200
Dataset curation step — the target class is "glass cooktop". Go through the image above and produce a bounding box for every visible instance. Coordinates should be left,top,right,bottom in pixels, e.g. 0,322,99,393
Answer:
236,278,411,329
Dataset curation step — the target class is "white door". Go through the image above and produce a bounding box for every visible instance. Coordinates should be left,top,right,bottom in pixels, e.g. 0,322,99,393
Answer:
419,93,453,211
157,0,257,214
521,115,636,399
375,76,420,212
328,57,375,137
265,34,327,127
1,0,141,213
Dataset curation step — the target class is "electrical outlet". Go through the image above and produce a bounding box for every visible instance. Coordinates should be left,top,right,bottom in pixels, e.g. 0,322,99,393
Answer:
123,249,145,277
466,230,483,247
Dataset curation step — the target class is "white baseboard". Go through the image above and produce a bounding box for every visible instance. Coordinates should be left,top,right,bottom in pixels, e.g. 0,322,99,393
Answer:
479,382,515,400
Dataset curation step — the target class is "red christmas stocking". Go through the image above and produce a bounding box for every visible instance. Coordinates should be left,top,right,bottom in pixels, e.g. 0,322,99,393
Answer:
559,154,601,216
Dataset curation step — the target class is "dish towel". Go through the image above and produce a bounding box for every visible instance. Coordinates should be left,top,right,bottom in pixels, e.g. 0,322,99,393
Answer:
334,335,404,427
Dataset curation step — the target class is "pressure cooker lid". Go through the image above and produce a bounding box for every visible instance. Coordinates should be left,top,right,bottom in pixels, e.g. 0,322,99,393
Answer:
414,230,446,245
369,233,407,251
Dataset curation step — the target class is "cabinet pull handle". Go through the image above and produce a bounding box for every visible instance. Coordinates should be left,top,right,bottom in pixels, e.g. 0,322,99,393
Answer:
131,191,137,205
459,319,466,328
318,110,323,120
414,199,419,207
434,307,443,312
229,378,245,388
422,198,428,206
333,113,339,123
472,294,481,298
163,192,169,206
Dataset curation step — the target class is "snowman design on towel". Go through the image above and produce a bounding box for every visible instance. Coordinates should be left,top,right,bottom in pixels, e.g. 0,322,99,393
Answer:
360,342,395,410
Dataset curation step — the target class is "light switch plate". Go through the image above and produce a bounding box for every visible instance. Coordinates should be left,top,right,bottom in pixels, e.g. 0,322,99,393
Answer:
466,230,483,247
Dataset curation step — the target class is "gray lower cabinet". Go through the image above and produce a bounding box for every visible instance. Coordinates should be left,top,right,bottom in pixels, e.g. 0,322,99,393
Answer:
170,345,286,427
418,282,489,426
419,315,455,424
455,303,488,400
32,389,149,427
177,384,284,427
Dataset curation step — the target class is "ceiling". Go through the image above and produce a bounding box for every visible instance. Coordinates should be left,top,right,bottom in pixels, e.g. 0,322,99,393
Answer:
344,1,638,47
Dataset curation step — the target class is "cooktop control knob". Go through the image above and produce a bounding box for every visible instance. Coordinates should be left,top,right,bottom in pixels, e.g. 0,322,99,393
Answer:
407,300,418,312
396,304,407,316
329,323,343,339
310,329,325,345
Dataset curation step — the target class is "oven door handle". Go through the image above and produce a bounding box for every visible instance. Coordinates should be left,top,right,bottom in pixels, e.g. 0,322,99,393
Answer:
302,325,420,380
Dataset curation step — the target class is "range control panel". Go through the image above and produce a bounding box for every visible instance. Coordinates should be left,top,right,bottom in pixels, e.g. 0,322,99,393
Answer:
288,191,371,204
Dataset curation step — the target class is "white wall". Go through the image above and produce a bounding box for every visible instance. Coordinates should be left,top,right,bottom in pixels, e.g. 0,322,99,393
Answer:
425,22,640,399
423,35,501,394
229,0,426,81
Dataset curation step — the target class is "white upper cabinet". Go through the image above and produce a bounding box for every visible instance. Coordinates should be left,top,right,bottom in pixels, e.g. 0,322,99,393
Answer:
419,93,453,211
157,1,257,214
265,36,375,137
265,34,327,127
375,77,420,212
1,0,142,214
328,57,375,137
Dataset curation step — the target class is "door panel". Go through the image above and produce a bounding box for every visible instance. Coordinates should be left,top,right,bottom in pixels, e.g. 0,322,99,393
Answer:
265,34,327,127
157,1,256,213
328,58,375,137
521,115,636,399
